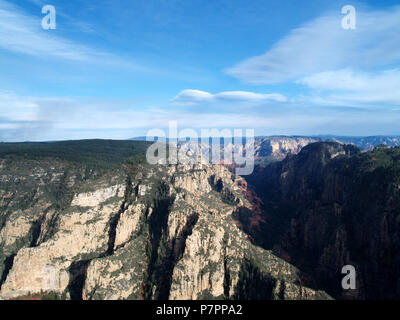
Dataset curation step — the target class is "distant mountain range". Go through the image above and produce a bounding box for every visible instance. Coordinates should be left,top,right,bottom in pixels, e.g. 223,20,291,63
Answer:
316,135,400,150
131,135,400,163
131,135,400,148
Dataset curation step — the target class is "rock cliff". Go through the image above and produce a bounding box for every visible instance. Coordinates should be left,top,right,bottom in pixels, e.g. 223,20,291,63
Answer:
245,142,400,299
0,148,330,300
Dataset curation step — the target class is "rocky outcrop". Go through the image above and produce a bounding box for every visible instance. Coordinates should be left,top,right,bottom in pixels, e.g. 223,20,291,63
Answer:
250,136,400,161
0,184,125,299
70,184,125,207
254,137,319,161
0,155,331,300
245,142,400,299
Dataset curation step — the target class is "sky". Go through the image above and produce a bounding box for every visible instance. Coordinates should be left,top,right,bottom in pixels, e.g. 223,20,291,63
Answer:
0,0,400,141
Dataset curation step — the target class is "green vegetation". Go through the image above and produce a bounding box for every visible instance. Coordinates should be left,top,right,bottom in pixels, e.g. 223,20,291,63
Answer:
0,139,151,169
233,258,277,300
10,290,65,300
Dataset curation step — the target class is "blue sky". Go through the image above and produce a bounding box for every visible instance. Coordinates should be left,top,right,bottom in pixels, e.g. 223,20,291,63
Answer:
0,0,400,141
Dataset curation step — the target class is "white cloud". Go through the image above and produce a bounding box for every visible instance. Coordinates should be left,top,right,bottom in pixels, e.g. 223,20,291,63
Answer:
299,69,400,105
215,91,287,102
171,89,287,106
226,6,400,84
0,0,90,61
0,92,39,122
171,90,214,106
0,0,146,71
1,92,400,141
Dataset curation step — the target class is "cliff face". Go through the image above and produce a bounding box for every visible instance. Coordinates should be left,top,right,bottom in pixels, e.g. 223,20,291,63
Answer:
252,136,400,160
150,136,400,168
253,137,319,161
245,142,400,299
0,153,330,300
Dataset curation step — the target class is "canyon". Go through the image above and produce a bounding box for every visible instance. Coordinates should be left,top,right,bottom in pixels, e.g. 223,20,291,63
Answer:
0,140,330,300
0,138,399,300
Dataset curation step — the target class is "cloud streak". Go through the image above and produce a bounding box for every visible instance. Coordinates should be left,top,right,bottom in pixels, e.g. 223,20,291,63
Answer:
0,0,91,60
0,0,147,71
226,6,400,84
299,68,400,106
171,89,287,106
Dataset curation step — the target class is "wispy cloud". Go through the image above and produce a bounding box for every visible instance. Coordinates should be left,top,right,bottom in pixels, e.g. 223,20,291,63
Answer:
226,6,400,84
298,69,400,106
0,92,39,122
0,0,89,60
171,89,287,106
0,0,146,71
